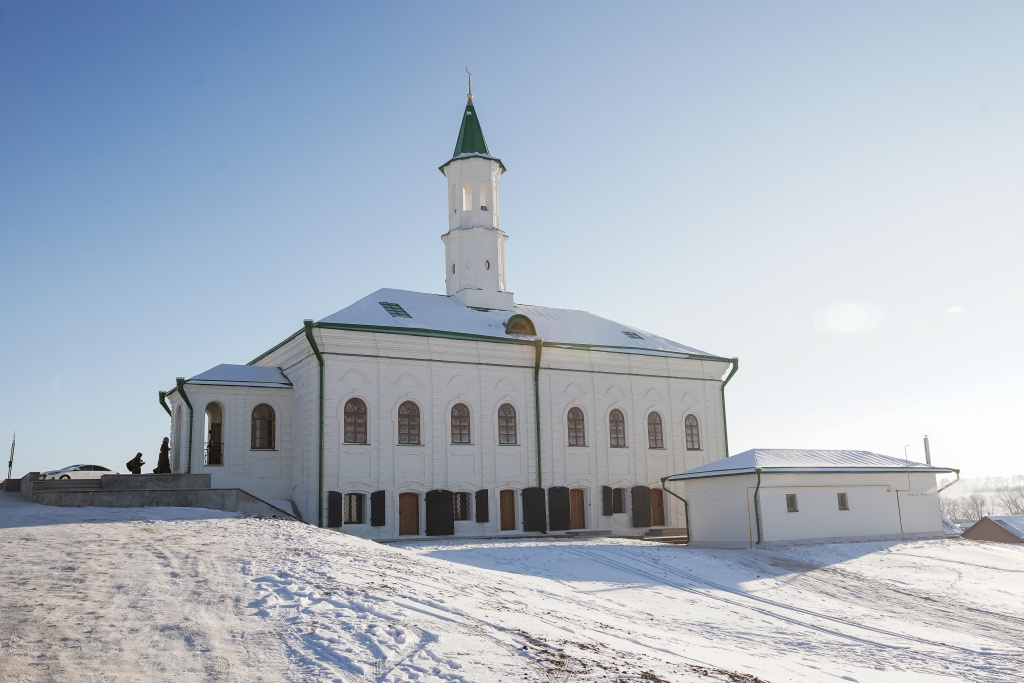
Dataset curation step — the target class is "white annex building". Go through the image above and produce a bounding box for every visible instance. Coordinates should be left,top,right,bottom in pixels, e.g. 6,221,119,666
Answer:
161,89,739,539
669,449,956,549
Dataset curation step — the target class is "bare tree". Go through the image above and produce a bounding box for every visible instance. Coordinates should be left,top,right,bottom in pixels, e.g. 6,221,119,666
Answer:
961,493,991,522
939,494,965,522
996,486,1024,516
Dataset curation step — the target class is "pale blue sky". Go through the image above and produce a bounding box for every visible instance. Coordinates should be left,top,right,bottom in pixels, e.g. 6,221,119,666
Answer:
1,2,1021,476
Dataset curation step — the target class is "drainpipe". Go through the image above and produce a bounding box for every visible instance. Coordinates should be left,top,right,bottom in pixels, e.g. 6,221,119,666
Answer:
533,339,543,489
938,469,961,493
304,320,325,528
158,391,172,417
753,466,764,547
661,476,690,541
720,358,739,457
175,378,194,474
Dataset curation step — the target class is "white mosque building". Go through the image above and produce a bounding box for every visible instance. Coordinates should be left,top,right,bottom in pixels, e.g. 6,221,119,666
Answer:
161,88,738,539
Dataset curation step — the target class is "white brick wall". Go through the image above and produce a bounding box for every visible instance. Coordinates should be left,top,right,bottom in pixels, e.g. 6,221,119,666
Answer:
685,470,944,549
193,327,732,537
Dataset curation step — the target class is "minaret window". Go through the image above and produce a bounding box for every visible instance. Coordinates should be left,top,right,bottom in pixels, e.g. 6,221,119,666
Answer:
463,181,473,211
479,181,489,210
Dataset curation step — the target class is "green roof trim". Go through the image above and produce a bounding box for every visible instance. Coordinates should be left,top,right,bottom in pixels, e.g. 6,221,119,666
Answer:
439,99,506,175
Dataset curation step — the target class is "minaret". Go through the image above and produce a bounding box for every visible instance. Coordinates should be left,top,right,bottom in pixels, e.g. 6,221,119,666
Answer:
439,71,514,310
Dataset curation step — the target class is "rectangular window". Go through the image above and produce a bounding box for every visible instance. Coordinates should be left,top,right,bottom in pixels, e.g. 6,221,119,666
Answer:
837,492,849,511
344,493,365,524
612,488,625,514
786,494,799,513
453,492,470,521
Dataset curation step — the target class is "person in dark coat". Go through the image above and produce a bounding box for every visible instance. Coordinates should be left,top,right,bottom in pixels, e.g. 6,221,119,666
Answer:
126,453,145,475
154,437,172,474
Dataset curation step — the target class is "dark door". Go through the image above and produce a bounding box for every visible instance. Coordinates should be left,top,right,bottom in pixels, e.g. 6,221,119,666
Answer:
399,492,419,535
500,489,516,531
570,488,586,529
650,488,665,526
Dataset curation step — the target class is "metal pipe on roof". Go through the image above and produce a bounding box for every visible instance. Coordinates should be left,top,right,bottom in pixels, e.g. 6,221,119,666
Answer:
175,378,194,474
304,320,325,528
924,435,932,465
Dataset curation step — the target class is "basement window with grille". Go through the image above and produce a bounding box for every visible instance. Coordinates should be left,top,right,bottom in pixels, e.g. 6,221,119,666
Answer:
622,331,644,340
786,494,799,512
612,487,626,514
453,492,471,521
379,302,412,318
344,493,365,524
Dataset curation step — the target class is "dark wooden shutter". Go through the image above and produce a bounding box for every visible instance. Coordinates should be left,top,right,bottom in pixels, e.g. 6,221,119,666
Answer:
522,487,547,532
631,485,652,527
602,486,613,516
370,490,386,527
327,491,343,528
426,489,455,536
548,486,570,531
475,489,489,523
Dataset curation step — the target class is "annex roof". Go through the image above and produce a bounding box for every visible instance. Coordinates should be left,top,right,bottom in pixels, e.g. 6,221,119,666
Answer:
989,516,1024,540
316,288,724,360
668,448,957,480
186,364,292,388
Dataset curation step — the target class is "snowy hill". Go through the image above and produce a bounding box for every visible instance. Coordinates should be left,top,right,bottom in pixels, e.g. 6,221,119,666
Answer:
2,493,1023,682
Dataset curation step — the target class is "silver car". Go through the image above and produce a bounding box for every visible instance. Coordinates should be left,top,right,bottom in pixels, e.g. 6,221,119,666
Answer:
39,464,119,480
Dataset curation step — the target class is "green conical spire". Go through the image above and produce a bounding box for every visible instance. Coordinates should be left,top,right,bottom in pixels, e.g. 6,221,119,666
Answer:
453,98,491,157
439,90,506,175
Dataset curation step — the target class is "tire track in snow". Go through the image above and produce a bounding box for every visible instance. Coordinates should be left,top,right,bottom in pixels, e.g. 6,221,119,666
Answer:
564,546,1023,682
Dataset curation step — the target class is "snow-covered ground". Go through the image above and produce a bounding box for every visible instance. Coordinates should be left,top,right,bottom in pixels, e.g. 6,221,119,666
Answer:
2,493,1022,682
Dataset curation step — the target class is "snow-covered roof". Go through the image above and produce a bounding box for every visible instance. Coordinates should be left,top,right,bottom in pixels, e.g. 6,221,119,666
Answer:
668,449,957,480
989,516,1024,541
317,288,722,359
186,364,292,388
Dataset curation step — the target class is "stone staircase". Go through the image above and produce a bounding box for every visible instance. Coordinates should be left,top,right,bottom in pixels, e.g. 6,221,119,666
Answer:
643,527,689,544
20,472,299,521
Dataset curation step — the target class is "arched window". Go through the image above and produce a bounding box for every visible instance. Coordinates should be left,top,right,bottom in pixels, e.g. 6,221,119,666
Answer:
205,402,224,465
451,403,470,444
568,407,586,447
498,403,517,445
251,404,276,450
647,412,664,449
685,414,701,451
398,401,420,445
504,314,536,336
609,409,626,448
344,398,367,444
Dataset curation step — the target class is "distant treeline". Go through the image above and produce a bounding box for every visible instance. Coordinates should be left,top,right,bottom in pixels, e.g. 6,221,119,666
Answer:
938,474,1024,523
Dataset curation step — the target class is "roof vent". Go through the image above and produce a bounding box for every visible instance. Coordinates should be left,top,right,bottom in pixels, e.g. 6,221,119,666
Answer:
622,331,644,340
379,302,412,319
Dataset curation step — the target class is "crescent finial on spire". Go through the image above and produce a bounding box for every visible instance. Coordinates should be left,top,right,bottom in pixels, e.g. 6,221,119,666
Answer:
466,67,473,100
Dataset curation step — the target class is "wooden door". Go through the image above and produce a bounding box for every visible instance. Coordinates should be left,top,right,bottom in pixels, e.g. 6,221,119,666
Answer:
399,493,419,535
650,488,665,526
569,488,586,529
499,489,516,531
